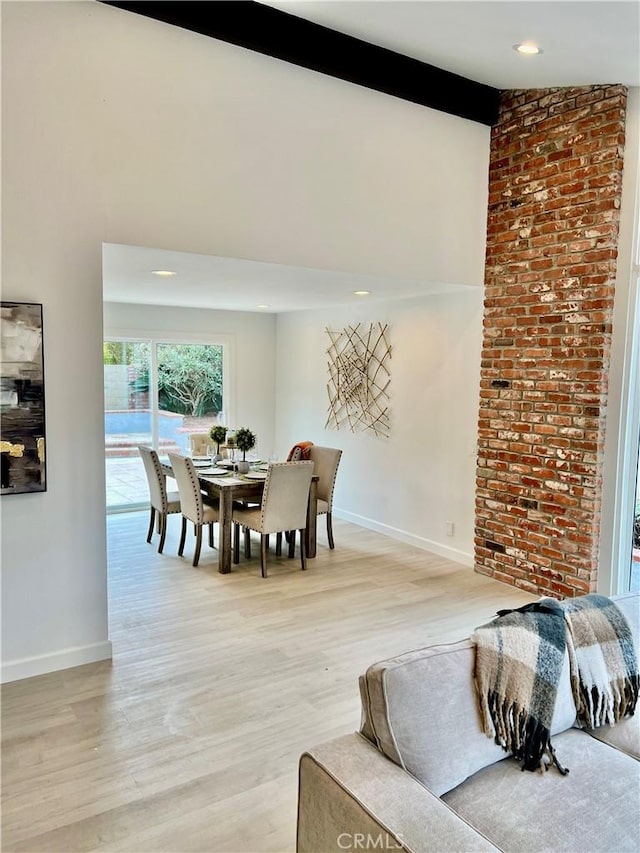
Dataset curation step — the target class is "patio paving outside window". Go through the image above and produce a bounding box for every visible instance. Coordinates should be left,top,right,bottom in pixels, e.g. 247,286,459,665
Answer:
106,456,149,508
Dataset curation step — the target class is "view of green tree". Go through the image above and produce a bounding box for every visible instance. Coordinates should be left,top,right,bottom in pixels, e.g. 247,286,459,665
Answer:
156,344,223,416
105,341,223,417
103,342,119,365
127,343,152,396
103,341,148,366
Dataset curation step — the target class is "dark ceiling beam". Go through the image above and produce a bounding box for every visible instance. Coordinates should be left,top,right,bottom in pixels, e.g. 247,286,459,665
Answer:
100,1,500,126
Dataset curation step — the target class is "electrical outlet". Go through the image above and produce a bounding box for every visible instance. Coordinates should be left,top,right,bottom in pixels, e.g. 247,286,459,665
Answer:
445,521,454,537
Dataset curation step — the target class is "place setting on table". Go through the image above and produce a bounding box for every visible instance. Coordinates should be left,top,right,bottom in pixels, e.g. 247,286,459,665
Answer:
189,456,269,483
190,457,228,475
159,455,268,488
188,425,273,483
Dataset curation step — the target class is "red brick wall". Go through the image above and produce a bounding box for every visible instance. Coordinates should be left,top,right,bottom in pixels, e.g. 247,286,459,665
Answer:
475,85,627,597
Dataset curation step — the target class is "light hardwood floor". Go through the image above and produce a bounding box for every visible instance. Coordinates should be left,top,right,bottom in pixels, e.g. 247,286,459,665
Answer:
1,512,536,853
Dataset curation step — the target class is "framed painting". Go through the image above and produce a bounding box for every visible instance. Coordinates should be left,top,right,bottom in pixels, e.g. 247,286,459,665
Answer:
1,302,47,494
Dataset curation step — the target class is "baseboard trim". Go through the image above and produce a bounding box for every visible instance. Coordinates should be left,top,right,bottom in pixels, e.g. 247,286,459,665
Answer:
1,640,113,684
334,509,474,567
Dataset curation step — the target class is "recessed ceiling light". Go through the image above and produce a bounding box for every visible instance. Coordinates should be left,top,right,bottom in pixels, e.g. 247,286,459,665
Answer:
257,304,270,309
151,270,176,276
513,43,542,56
353,290,371,296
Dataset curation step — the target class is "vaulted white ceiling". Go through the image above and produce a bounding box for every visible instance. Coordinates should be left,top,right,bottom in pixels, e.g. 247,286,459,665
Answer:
260,1,640,89
103,1,639,314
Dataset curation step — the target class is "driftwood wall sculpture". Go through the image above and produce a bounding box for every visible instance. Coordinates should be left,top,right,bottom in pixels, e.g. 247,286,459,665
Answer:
325,322,391,438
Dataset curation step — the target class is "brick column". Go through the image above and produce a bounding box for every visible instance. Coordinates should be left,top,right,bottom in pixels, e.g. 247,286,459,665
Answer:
475,85,627,597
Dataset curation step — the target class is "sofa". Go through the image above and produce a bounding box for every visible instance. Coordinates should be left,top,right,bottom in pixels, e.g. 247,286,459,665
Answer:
297,592,639,853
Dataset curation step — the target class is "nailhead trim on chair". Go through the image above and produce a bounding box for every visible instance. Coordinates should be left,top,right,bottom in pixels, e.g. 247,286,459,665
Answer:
186,458,205,525
169,452,220,567
231,462,313,576
239,461,309,534
139,445,184,554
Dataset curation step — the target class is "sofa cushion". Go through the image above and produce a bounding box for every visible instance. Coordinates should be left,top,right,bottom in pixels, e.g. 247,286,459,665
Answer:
360,638,577,797
442,728,640,853
586,713,640,759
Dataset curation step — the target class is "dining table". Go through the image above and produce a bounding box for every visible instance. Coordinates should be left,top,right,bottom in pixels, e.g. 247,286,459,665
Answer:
160,459,318,573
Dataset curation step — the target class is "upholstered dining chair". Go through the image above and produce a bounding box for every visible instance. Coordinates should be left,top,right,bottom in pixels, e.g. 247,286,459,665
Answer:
231,461,314,578
138,445,182,554
189,433,210,456
168,452,220,567
308,446,342,549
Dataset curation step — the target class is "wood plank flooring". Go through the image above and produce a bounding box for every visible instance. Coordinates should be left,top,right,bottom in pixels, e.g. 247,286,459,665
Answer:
1,513,536,852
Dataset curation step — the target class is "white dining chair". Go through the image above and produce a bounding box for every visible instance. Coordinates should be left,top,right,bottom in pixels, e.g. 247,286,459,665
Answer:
168,452,220,567
138,445,181,554
308,446,342,549
189,433,210,456
231,461,314,578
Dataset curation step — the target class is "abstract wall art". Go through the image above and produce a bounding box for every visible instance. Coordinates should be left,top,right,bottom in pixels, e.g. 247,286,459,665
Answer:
325,322,391,439
1,302,47,494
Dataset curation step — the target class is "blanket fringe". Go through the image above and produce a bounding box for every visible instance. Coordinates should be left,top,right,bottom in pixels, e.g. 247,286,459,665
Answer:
543,741,570,776
574,675,640,729
483,692,568,773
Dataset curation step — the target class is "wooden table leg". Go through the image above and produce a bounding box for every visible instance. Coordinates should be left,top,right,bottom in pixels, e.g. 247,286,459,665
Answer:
305,479,318,559
219,489,233,574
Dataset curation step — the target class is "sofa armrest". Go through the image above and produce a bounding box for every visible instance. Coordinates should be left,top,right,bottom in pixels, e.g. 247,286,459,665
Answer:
297,733,498,853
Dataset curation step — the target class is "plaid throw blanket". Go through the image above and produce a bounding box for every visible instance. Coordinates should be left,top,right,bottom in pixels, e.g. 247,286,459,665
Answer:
561,594,639,729
286,441,314,461
473,595,639,776
473,599,568,774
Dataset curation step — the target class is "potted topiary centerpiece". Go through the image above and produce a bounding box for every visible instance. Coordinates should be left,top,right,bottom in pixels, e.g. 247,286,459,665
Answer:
234,427,257,474
208,425,228,462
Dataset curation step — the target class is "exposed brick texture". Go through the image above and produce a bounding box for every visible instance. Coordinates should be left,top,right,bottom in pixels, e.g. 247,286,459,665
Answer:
475,85,627,598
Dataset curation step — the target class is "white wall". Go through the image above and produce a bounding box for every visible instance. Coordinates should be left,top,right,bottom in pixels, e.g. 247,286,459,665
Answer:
275,290,484,563
103,302,277,456
1,0,491,681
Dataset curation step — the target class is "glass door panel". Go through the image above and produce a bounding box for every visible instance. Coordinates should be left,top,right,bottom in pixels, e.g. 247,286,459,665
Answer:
156,343,224,456
104,339,226,511
104,340,152,510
